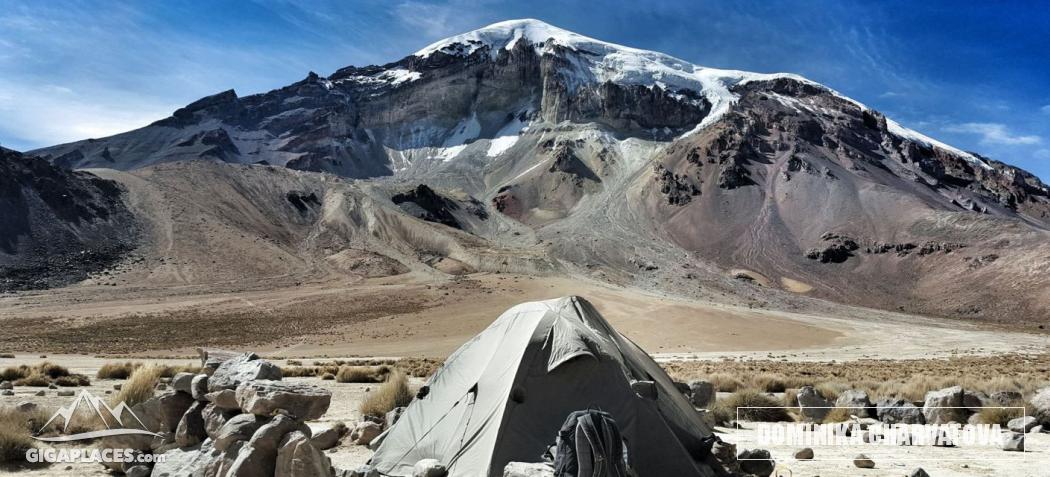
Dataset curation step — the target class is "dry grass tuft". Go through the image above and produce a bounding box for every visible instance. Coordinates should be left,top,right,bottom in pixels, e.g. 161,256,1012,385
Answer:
97,362,139,379
974,407,1026,426
821,407,855,423
337,365,389,383
0,406,50,462
752,373,788,393
0,353,14,359
0,365,29,382
359,370,413,418
54,375,91,387
321,373,335,380
115,365,162,407
706,373,745,392
13,374,50,387
712,389,793,423
286,359,303,366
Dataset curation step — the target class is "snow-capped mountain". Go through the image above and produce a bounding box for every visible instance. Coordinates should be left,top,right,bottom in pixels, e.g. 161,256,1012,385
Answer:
17,19,1050,323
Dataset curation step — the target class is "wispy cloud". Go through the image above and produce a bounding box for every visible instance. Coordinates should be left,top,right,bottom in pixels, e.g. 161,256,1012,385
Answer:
1041,104,1050,114
943,122,1042,146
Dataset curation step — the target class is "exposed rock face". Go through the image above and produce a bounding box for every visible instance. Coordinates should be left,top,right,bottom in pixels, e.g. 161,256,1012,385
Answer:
209,353,283,392
876,398,925,425
797,386,831,422
236,380,332,420
688,380,715,408
0,148,138,292
923,386,967,424
10,19,1050,323
836,390,873,418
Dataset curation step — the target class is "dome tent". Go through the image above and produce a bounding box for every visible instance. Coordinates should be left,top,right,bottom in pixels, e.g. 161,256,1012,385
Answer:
368,296,718,476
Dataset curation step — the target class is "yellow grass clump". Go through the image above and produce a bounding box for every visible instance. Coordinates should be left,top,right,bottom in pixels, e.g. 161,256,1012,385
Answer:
97,362,139,379
337,365,389,384
711,389,793,423
359,370,413,418
0,406,49,462
114,364,163,407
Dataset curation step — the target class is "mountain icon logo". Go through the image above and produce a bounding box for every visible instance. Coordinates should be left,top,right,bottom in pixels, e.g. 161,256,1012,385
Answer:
33,390,164,442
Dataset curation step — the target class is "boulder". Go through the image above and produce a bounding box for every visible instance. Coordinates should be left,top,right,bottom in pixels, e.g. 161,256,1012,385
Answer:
350,421,383,446
176,401,208,447
205,389,240,410
503,462,555,477
1002,432,1025,452
876,398,925,424
710,438,739,474
208,353,282,392
1008,416,1037,434
737,449,774,477
311,422,349,450
276,430,334,477
151,440,216,477
796,386,831,421
172,372,196,394
227,415,307,477
214,413,268,452
56,390,74,397
0,381,11,389
385,407,406,429
1030,386,1050,425
962,389,989,413
203,402,240,439
989,390,1023,406
853,454,875,468
34,390,45,396
910,469,930,477
835,389,873,418
131,390,195,433
125,464,152,477
413,458,448,477
793,447,813,460
15,401,38,412
191,374,210,400
923,386,967,424
236,380,332,420
688,380,715,408
673,380,691,396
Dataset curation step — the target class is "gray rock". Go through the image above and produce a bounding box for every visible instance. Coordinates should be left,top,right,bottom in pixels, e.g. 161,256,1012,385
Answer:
171,372,195,394
203,402,240,439
793,447,813,460
1002,432,1025,451
876,398,925,424
191,374,210,400
236,380,331,420
688,380,715,408
205,389,240,410
56,390,74,397
15,401,38,412
1,389,13,396
34,390,45,396
385,407,406,429
835,389,873,418
853,454,875,468
276,430,334,477
797,385,831,421
503,462,555,477
962,389,989,413
208,353,282,392
1030,386,1050,425
737,449,775,477
0,381,11,390
710,438,739,473
346,465,381,477
923,386,967,424
176,400,208,447
909,468,930,477
1008,416,1037,434
413,458,447,477
125,464,152,477
989,390,1023,406
350,421,383,446
228,415,310,477
131,390,195,433
311,422,349,450
214,413,268,452
150,440,216,477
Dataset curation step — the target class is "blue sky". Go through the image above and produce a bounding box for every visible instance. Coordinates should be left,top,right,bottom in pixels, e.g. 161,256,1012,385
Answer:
1,0,1048,180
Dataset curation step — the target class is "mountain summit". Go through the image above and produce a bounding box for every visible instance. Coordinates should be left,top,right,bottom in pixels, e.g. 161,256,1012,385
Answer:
16,19,1050,322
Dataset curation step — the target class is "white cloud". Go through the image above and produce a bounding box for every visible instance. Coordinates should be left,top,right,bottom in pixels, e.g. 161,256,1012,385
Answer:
0,79,176,150
943,122,1041,146
1041,104,1050,114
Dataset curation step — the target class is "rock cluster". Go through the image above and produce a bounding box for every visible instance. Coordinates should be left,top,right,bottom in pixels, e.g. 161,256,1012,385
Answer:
108,352,336,477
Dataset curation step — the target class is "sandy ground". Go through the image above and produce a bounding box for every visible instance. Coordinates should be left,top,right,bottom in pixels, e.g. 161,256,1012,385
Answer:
2,273,1046,361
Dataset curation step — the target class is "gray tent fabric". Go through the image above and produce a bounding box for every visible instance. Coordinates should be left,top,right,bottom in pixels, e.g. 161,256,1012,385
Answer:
368,296,716,477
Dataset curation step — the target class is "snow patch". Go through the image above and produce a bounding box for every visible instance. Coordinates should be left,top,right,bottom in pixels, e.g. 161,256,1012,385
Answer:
486,115,528,157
